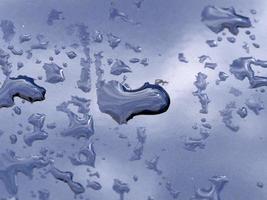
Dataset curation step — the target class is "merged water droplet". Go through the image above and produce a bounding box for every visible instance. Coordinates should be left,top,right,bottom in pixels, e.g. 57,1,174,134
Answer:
107,33,121,49
130,127,146,161
97,80,170,124
43,63,65,83
112,179,130,200
0,75,46,108
56,96,94,139
193,72,210,114
50,165,85,194
145,155,162,175
47,9,63,25
230,57,267,88
110,59,132,76
245,96,264,115
0,20,15,42
219,101,239,132
24,113,48,146
69,143,96,167
201,6,251,35
0,150,49,195
192,176,228,200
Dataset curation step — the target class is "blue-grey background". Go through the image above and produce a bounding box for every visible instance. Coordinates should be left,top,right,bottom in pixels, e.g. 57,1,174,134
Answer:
0,0,266,199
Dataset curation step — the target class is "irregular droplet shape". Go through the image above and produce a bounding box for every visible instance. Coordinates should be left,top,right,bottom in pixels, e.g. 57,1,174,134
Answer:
219,102,239,132
38,189,50,200
0,76,46,108
50,165,85,194
86,180,102,190
236,107,248,118
204,62,217,70
155,79,169,85
19,34,31,43
24,113,48,146
43,63,65,83
97,80,170,124
0,150,49,195
0,20,15,42
66,51,77,59
218,72,228,81
140,58,149,66
134,0,144,8
245,96,264,115
75,24,92,93
230,57,267,88
26,50,33,59
112,179,130,200
206,40,218,48
216,71,229,85
165,181,180,199
193,72,210,114
192,176,228,200
229,87,242,97
145,156,162,175
110,59,132,75
130,127,146,161
8,45,23,56
69,143,96,167
107,33,121,49
17,62,24,70
92,30,103,43
109,7,139,25
257,182,264,188
77,57,91,93
12,106,21,115
56,96,94,139
0,48,12,76
198,55,211,63
46,122,56,129
182,136,205,152
178,53,188,63
47,9,63,25
31,35,49,50
125,42,142,53
201,6,251,35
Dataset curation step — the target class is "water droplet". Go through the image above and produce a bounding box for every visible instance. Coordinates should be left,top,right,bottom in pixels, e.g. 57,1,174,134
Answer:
219,102,239,132
230,57,267,88
43,63,65,83
110,59,132,75
0,76,46,108
97,80,170,124
0,20,15,42
201,6,251,35
107,33,121,49
178,53,189,63
50,165,85,194
192,176,228,200
47,9,63,25
24,113,48,146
